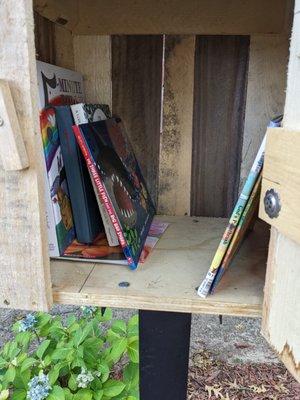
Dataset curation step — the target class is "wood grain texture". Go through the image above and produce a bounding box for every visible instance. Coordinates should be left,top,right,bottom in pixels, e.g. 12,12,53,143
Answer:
112,35,163,205
33,0,292,35
0,0,52,311
261,0,300,382
158,36,195,216
0,81,29,171
191,35,250,218
240,35,289,189
34,11,56,64
259,128,300,244
74,36,112,108
51,216,269,316
54,25,74,70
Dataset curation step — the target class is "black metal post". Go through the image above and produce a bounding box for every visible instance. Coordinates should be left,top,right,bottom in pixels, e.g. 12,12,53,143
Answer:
139,310,192,400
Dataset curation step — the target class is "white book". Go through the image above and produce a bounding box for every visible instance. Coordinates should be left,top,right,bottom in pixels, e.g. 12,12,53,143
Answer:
71,103,119,246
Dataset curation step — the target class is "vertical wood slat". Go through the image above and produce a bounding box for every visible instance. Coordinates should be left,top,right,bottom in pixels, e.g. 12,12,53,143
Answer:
112,35,163,206
158,36,195,216
34,11,56,64
191,35,250,218
0,0,52,311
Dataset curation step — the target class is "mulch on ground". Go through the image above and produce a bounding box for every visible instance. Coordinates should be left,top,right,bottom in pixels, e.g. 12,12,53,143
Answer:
188,349,300,400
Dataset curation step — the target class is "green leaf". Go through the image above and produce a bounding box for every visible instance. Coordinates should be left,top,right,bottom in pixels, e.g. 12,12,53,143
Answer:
127,315,138,337
110,338,127,362
11,389,26,400
127,340,139,364
111,320,127,336
103,380,126,397
0,390,9,400
13,369,30,390
73,324,93,348
93,390,103,400
63,388,74,400
68,374,77,391
100,308,112,322
4,365,16,382
66,315,76,326
20,357,36,373
98,362,109,383
51,347,71,361
48,368,59,385
124,363,139,390
48,385,65,400
36,313,52,328
15,332,31,349
73,389,93,400
36,339,51,359
0,358,7,369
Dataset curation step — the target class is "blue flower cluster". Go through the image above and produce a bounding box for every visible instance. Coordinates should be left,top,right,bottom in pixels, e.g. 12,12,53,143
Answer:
27,372,51,400
81,306,98,318
76,367,95,388
19,314,37,332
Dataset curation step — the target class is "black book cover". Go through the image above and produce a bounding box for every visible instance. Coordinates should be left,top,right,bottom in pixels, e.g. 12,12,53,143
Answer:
56,106,103,244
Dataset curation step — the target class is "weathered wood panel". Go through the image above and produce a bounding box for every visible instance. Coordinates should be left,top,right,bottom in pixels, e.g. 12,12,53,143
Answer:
240,35,289,189
34,11,56,64
262,0,300,383
158,36,195,216
34,0,292,35
112,35,163,205
34,11,74,69
0,0,52,310
73,36,112,108
191,35,250,217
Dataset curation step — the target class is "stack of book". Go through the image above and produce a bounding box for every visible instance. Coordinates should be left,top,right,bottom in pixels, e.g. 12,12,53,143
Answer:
197,115,283,297
37,61,168,269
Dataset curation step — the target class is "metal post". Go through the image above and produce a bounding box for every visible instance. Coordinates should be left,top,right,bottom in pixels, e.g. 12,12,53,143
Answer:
139,310,192,400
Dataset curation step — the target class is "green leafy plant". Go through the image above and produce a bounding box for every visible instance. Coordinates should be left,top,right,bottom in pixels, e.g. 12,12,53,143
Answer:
0,307,139,400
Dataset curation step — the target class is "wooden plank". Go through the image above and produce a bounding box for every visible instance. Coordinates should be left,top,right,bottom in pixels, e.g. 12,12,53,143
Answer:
52,216,269,317
0,0,52,311
34,0,292,35
54,25,74,70
74,36,112,108
0,81,29,171
261,0,300,383
112,35,163,205
191,36,249,217
259,128,300,244
240,35,289,189
158,36,195,216
34,11,56,64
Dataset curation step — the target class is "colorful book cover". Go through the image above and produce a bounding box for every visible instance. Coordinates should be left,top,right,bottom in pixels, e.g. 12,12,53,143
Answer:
62,220,169,265
36,61,84,256
72,118,156,269
197,115,283,298
209,173,262,293
71,103,119,247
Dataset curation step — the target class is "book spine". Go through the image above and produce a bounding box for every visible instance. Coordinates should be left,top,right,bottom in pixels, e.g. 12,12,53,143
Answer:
198,135,266,298
210,173,262,294
72,125,137,269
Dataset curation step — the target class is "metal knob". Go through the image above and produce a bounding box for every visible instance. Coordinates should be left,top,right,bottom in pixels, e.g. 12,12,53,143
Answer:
264,189,281,218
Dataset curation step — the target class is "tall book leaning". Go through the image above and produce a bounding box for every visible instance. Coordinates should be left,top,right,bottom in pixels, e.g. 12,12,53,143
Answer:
198,115,283,297
73,118,155,269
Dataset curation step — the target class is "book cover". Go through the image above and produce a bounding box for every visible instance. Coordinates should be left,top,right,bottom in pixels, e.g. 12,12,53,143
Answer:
71,103,119,247
56,106,103,244
71,103,111,124
73,118,156,269
61,219,169,265
36,61,84,256
197,115,283,298
209,173,262,293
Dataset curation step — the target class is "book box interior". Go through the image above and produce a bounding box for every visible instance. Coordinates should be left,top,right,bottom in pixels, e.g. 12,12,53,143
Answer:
33,0,292,316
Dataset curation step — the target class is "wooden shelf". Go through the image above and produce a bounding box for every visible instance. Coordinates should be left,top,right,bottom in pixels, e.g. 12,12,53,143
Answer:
51,216,269,317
